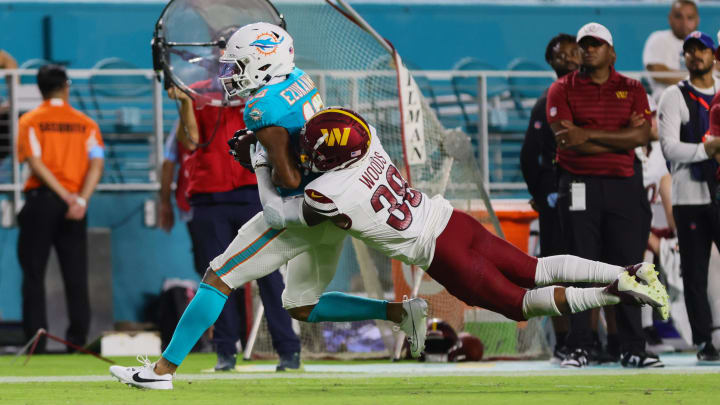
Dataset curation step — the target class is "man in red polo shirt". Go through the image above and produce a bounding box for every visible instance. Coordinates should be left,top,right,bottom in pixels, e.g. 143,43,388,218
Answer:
547,22,660,368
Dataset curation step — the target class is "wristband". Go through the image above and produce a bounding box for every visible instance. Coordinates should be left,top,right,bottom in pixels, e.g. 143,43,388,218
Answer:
75,197,87,207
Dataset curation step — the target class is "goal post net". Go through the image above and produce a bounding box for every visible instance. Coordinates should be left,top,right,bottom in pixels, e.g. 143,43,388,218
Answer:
246,0,549,361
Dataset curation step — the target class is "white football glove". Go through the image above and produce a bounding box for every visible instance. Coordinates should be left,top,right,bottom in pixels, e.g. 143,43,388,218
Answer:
249,143,269,170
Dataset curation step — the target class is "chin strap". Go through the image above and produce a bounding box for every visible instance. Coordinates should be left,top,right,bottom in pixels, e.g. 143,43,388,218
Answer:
255,166,306,229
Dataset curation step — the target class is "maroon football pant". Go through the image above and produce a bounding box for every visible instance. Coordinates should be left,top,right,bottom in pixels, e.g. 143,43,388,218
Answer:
426,210,538,321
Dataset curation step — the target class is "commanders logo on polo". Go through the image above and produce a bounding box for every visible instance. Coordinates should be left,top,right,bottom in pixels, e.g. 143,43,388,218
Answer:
615,91,628,99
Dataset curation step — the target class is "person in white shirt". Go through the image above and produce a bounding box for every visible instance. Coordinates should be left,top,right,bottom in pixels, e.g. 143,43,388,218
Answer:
658,30,720,363
635,96,679,354
643,0,699,103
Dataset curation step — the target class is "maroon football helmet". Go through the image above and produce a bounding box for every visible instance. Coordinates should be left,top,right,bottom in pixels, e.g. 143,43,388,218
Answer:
422,318,461,362
299,108,372,172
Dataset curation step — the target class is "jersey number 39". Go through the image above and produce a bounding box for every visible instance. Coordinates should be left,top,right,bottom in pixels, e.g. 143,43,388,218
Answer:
370,165,422,231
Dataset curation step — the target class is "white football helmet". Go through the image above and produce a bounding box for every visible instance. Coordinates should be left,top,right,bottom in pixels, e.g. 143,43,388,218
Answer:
218,22,295,98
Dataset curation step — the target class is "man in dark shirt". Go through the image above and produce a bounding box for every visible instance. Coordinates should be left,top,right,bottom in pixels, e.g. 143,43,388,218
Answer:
547,22,660,368
520,33,580,363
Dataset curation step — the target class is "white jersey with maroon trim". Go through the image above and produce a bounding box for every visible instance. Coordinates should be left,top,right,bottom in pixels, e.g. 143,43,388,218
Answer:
637,141,670,229
304,128,453,269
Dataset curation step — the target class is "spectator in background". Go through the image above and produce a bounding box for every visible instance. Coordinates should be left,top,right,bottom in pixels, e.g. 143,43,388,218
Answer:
16,64,104,352
643,0,699,103
0,49,18,162
548,22,659,368
520,32,580,363
0,49,17,89
168,80,300,371
658,31,720,363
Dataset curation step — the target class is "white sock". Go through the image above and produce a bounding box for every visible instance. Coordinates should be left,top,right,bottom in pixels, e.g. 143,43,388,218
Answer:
641,305,653,328
522,286,562,319
564,287,620,314
534,255,624,286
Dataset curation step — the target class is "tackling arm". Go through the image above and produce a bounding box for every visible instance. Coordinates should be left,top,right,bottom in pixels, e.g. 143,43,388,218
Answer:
254,160,348,230
255,164,306,229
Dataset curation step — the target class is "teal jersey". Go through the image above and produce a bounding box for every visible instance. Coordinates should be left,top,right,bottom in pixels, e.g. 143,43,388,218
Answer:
244,67,324,196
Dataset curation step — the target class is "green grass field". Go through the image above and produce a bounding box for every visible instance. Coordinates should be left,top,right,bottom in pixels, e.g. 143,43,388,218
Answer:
0,353,717,404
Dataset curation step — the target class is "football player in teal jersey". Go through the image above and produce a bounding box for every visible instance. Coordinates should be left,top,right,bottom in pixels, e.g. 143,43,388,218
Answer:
219,22,324,196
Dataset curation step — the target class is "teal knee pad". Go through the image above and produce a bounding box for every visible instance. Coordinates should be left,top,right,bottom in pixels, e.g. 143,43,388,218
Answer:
307,291,388,323
162,283,227,366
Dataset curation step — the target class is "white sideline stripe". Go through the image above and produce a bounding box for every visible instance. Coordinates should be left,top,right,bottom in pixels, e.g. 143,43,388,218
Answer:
2,357,720,384
1,368,720,384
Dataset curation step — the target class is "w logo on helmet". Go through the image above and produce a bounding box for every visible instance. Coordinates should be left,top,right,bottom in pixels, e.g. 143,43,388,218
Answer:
322,128,351,146
250,32,284,56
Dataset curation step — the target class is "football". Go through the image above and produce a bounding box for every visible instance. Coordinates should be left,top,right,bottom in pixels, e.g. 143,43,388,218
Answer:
228,129,257,169
458,332,484,361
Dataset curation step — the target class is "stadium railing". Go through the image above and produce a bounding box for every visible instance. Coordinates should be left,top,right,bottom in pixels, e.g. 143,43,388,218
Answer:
0,67,682,212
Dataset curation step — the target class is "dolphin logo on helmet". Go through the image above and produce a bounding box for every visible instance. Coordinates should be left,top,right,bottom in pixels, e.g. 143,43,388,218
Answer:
250,34,284,55
217,22,295,98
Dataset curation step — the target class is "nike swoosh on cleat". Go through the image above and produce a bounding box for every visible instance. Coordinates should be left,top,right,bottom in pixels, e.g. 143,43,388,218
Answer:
132,372,168,383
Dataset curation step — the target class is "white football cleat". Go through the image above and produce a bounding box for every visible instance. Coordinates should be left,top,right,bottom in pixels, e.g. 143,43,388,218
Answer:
605,271,669,316
398,297,428,358
625,263,670,320
110,355,173,390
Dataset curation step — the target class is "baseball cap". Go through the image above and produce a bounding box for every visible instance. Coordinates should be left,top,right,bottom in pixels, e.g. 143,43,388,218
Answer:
683,31,716,53
576,22,613,47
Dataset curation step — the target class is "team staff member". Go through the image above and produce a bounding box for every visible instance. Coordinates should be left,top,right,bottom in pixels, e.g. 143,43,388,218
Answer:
547,23,660,368
659,31,720,363
158,124,207,275
169,81,300,371
520,33,580,362
17,64,104,352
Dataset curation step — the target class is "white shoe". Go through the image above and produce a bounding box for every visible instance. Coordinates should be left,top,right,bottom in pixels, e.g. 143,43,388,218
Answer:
397,297,428,358
110,355,173,390
626,263,670,320
606,271,668,315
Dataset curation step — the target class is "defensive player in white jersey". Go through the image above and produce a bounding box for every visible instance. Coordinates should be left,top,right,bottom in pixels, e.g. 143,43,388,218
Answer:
281,108,669,326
